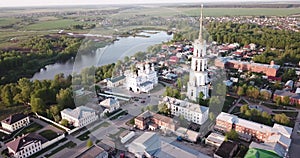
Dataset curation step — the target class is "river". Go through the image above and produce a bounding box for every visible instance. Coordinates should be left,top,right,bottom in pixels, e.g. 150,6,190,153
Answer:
31,31,173,80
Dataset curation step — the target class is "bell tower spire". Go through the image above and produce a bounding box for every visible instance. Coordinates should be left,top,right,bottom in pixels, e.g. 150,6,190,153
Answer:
198,4,203,41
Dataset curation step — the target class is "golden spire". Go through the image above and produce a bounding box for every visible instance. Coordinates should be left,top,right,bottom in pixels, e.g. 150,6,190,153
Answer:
198,4,203,41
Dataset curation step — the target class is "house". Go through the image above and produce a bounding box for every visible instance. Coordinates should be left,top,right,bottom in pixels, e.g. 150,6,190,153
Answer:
205,132,225,147
214,141,238,158
6,133,47,158
1,113,30,132
99,98,120,115
76,144,108,158
134,110,177,131
61,106,98,127
107,75,126,88
175,127,199,142
160,96,209,125
273,90,300,105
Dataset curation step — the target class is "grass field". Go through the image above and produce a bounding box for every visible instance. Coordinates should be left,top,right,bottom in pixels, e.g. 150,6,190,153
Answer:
25,19,86,31
0,17,20,27
16,122,43,137
119,7,300,17
39,130,58,141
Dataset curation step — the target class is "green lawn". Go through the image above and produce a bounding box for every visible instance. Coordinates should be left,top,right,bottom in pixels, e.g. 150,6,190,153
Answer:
25,19,88,31
244,148,281,158
91,121,110,132
44,141,77,158
231,106,241,114
39,130,58,141
16,122,43,137
0,17,21,27
77,131,91,141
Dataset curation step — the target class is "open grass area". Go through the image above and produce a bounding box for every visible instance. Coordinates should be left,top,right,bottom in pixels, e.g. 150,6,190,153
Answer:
16,122,43,137
77,131,91,141
44,141,77,158
0,17,21,27
24,19,90,31
90,121,110,132
39,130,58,141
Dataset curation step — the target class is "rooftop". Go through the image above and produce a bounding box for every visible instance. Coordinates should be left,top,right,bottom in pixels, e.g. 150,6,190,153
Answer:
6,133,47,153
163,96,208,113
61,106,96,120
99,98,118,108
76,145,106,158
108,75,125,83
214,141,238,158
1,113,27,125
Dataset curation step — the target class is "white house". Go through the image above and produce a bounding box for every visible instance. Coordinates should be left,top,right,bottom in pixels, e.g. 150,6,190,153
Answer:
99,98,120,116
160,96,209,125
125,63,158,93
61,106,98,127
6,133,47,158
1,113,30,132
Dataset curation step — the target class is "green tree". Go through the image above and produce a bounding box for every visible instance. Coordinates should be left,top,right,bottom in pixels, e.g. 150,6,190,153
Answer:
237,86,244,96
282,96,290,106
86,139,93,148
225,129,239,141
30,97,46,114
240,104,249,114
260,91,271,101
177,78,183,90
60,119,69,126
274,113,290,125
56,88,75,109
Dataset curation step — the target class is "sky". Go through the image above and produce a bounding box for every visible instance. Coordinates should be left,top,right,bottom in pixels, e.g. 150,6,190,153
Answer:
0,0,294,7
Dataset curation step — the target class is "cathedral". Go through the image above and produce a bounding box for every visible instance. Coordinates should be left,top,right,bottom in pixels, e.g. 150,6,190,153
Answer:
187,4,210,101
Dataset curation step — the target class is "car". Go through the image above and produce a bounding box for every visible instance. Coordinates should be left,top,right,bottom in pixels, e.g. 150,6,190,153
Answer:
141,100,145,103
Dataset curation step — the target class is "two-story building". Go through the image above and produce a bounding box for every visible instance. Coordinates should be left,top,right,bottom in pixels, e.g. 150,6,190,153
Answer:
1,113,30,132
61,106,98,127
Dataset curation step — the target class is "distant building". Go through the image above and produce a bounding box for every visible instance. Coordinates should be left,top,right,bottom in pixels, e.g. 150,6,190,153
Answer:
107,75,126,88
214,141,238,158
1,113,30,132
273,90,300,105
6,133,47,158
125,63,158,93
76,144,108,158
61,106,98,127
215,57,280,77
99,98,120,115
160,96,209,125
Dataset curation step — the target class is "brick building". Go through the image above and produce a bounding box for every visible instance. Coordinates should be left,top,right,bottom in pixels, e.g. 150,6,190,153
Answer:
273,90,300,105
215,57,280,77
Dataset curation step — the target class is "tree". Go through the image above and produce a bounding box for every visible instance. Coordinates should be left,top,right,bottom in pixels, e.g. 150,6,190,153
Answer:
30,97,46,114
240,104,249,114
56,88,75,109
209,112,215,121
282,96,290,106
237,86,245,96
158,104,171,115
177,78,183,90
124,56,130,63
86,139,93,148
260,91,271,101
16,78,32,104
275,96,281,106
60,119,69,127
225,129,239,141
0,84,14,106
274,113,290,125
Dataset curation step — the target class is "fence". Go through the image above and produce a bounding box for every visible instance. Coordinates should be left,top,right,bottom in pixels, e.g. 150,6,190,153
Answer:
42,134,65,149
35,113,70,132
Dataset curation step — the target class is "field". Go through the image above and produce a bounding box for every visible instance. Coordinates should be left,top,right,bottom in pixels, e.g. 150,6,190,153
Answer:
25,19,87,31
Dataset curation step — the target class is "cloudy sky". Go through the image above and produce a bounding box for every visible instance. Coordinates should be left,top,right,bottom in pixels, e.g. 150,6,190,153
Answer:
0,0,292,7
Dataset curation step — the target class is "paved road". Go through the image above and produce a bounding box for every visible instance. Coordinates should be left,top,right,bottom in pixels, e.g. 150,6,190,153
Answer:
288,110,300,158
